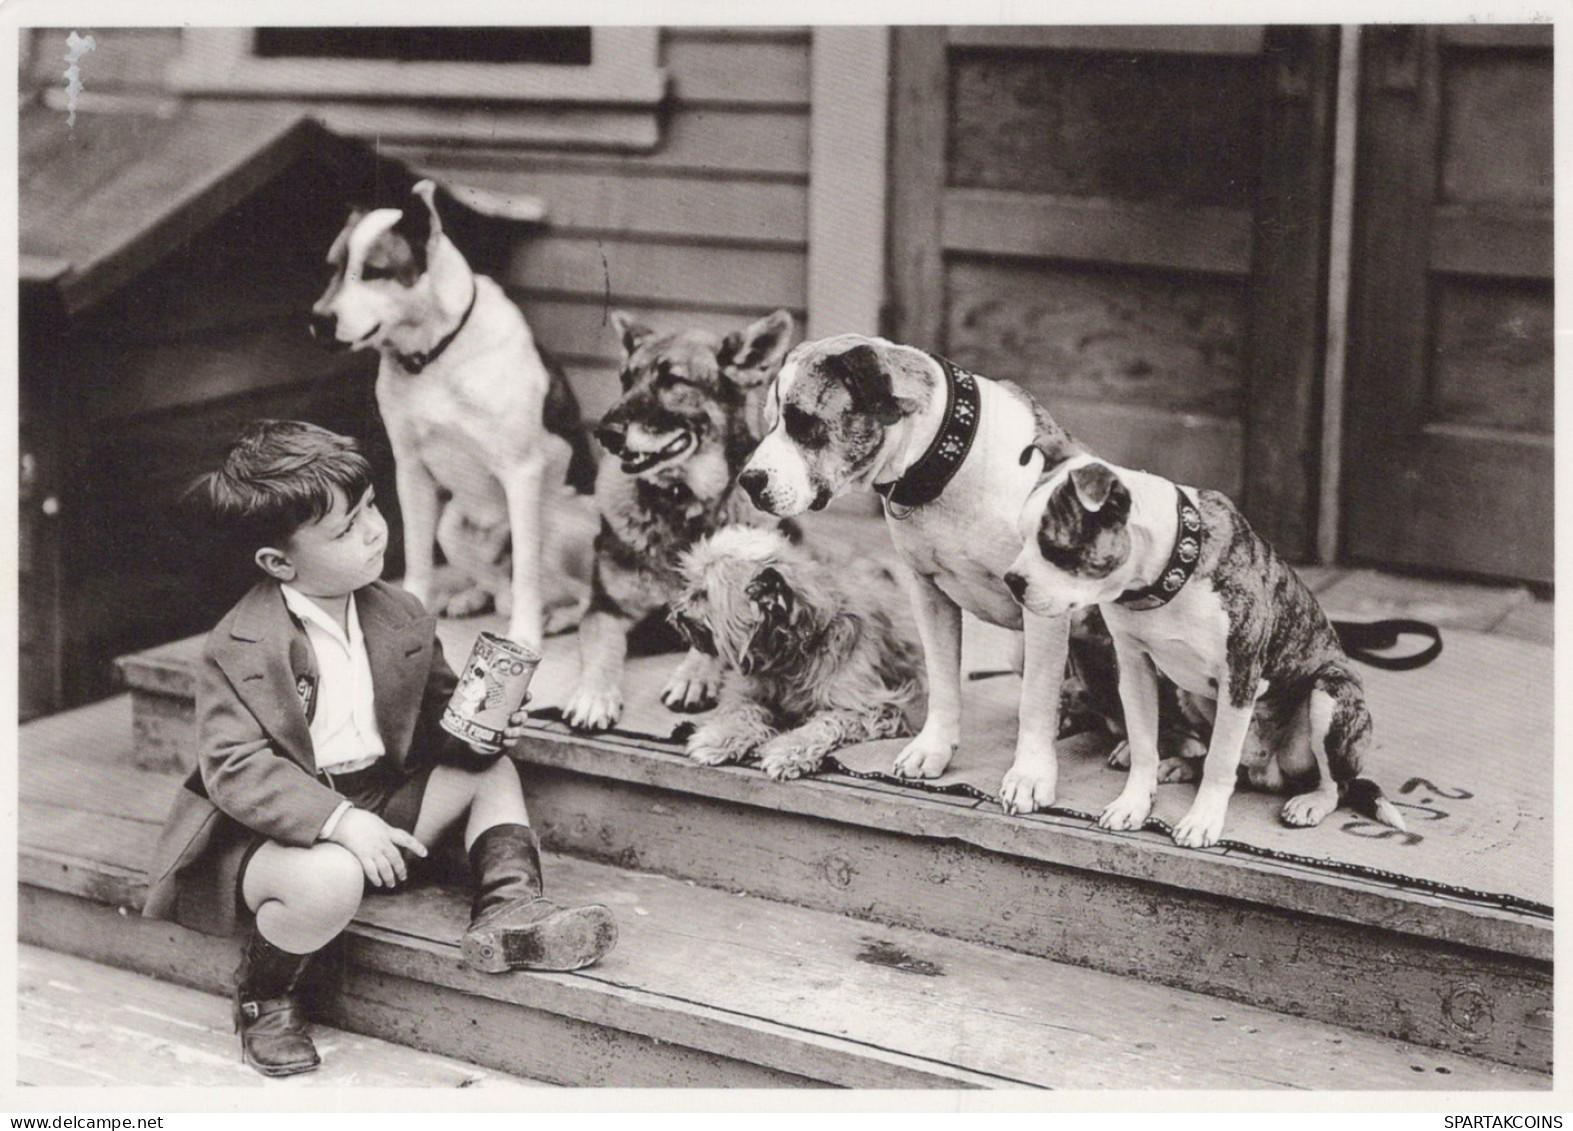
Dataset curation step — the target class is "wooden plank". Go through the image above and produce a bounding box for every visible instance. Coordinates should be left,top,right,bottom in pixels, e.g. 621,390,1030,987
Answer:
26,27,183,90
392,106,812,180
1242,27,1338,560
1441,24,1553,49
356,859,1540,1091
1046,397,1242,499
521,298,805,370
1438,47,1552,209
1430,278,1552,432
307,103,660,153
949,25,1267,56
665,33,810,107
16,888,819,1089
944,258,1246,416
519,766,1551,1072
1346,426,1553,584
441,165,808,246
887,27,949,349
1429,208,1553,279
509,237,806,310
17,945,540,1088
949,48,1263,209
943,188,1253,275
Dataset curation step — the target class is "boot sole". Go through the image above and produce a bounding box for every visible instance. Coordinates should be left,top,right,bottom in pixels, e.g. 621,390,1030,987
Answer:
461,905,619,973
242,1049,321,1077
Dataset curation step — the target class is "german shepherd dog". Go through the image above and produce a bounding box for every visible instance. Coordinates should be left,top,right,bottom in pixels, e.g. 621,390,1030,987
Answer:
562,310,796,731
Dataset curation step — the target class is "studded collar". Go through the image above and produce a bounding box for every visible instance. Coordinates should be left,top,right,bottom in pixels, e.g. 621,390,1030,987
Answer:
873,354,981,515
394,284,478,375
1115,488,1204,611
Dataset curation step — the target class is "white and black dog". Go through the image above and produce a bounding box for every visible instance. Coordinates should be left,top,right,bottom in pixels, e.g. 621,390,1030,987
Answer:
1003,453,1407,848
310,180,595,649
736,334,1088,813
669,525,924,781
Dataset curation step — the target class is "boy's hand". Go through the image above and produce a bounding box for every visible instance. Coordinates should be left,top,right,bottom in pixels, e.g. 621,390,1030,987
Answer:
328,808,427,888
468,692,533,753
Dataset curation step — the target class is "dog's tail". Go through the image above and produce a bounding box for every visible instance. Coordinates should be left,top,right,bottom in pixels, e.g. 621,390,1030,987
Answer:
540,348,598,495
1343,778,1408,832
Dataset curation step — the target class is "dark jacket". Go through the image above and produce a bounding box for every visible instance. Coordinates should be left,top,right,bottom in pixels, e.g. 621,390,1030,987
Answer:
142,579,467,936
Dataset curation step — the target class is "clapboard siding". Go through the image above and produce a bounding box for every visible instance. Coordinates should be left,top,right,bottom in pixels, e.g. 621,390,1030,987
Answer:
521,299,806,369
512,237,806,311
446,165,808,247
27,28,184,89
664,29,812,106
391,107,812,180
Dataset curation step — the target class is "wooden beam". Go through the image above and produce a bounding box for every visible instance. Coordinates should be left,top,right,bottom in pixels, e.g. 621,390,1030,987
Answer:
886,28,949,348
1429,207,1553,280
1441,24,1552,49
807,26,890,338
944,188,1253,276
948,26,1267,56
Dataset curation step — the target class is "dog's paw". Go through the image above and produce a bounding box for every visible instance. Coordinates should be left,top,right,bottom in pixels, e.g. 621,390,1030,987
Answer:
563,685,623,732
661,656,720,714
1106,740,1131,770
998,764,1057,815
685,728,753,767
892,733,957,780
757,740,824,782
441,586,494,619
1280,790,1337,828
542,601,587,638
1098,788,1153,832
1172,803,1228,848
1157,756,1201,784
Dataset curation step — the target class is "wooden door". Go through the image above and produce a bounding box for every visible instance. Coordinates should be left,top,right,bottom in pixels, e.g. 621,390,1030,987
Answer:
1344,26,1552,584
889,26,1338,559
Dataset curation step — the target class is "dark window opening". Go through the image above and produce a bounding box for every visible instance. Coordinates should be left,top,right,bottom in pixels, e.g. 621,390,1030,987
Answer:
253,28,594,66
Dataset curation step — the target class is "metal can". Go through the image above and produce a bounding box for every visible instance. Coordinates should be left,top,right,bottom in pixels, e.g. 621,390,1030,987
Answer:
441,631,541,755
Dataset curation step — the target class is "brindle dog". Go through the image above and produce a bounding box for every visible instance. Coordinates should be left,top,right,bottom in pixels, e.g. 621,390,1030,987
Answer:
562,310,796,732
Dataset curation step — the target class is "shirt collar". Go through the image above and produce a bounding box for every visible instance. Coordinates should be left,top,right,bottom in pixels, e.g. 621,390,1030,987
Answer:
280,584,363,650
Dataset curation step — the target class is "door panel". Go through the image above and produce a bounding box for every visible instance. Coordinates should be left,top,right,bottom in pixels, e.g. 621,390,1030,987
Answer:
1344,25,1552,583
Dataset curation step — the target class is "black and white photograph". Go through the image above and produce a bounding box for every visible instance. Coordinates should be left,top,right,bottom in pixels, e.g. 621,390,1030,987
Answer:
11,6,1557,1107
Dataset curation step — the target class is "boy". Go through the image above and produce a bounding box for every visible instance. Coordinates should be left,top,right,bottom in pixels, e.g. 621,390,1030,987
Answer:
144,421,616,1078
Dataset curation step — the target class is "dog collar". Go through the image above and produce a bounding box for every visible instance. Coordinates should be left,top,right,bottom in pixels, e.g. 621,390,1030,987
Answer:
873,354,980,515
395,285,478,374
1115,488,1204,611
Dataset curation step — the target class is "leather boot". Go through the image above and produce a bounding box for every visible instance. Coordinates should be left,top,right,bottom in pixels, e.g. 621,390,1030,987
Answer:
233,926,321,1077
460,824,618,973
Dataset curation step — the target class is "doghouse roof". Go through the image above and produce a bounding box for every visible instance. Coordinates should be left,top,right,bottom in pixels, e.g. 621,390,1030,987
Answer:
20,99,542,317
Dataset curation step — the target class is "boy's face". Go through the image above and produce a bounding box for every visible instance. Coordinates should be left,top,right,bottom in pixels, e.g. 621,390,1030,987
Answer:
264,486,388,597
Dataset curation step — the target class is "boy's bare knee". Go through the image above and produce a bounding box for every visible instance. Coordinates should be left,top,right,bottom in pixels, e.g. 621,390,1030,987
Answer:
302,843,366,916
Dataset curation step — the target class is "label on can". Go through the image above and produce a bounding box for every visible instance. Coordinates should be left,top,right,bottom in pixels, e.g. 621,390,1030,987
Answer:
441,631,541,754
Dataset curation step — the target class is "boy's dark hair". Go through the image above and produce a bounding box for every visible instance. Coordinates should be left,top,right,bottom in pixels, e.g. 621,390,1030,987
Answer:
187,420,373,553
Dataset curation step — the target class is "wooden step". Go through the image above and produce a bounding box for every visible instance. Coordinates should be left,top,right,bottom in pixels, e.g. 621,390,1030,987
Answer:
18,945,545,1088
114,627,1555,1074
17,745,1546,1090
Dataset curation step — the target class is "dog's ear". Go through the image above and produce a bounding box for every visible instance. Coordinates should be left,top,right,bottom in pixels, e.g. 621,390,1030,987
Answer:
719,309,795,388
608,310,655,359
390,181,441,274
745,566,794,623
1068,462,1130,520
823,344,905,426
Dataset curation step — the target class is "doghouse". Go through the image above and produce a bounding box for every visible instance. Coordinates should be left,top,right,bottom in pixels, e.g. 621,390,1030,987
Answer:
20,100,538,718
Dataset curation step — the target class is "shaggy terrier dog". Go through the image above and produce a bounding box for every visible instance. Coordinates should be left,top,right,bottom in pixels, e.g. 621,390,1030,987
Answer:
669,526,925,781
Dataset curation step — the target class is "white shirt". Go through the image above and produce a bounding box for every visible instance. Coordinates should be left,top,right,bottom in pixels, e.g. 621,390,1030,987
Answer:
281,585,386,839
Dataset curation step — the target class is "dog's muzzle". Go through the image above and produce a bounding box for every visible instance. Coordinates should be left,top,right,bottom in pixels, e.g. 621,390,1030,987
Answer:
1003,571,1028,602
737,468,769,509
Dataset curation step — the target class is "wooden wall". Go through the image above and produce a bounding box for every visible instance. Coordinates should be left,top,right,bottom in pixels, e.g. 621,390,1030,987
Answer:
381,27,813,423
25,26,812,426
889,28,1337,558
